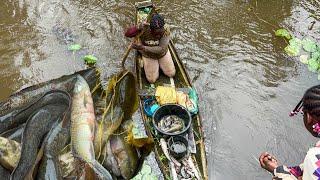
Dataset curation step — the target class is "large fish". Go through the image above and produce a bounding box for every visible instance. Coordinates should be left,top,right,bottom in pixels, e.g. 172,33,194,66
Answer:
70,75,112,180
101,119,139,179
94,70,138,160
37,120,70,180
102,140,121,177
11,93,69,180
109,133,139,179
0,68,98,116
116,70,138,120
37,91,72,180
0,90,71,134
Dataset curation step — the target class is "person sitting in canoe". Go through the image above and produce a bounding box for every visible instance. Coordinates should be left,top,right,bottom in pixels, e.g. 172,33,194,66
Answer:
259,85,320,180
125,13,176,83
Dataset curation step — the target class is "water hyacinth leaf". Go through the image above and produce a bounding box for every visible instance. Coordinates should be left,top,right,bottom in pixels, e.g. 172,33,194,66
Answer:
68,44,81,51
299,55,309,64
275,29,291,40
302,38,317,52
285,45,300,56
284,38,302,56
308,58,319,72
312,51,320,60
83,55,97,64
289,38,302,47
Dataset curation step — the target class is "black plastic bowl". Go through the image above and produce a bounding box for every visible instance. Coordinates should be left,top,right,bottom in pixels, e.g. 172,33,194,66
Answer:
152,104,191,136
168,135,189,160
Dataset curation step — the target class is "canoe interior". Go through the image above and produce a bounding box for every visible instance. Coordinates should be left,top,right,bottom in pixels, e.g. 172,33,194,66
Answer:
133,1,208,179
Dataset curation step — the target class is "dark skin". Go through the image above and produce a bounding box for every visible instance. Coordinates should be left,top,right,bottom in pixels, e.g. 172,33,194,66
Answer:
131,28,164,51
259,110,318,177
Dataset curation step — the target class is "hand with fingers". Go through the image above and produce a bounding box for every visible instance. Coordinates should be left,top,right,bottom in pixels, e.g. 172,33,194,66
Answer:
259,152,279,173
131,42,145,51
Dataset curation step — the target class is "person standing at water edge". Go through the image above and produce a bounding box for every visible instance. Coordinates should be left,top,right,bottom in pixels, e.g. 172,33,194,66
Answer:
125,13,176,83
259,85,320,179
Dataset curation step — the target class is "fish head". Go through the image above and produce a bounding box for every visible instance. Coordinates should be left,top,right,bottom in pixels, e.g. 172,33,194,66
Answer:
79,68,100,90
73,75,90,94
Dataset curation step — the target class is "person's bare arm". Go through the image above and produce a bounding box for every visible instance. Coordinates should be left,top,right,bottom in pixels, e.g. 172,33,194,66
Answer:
142,35,170,56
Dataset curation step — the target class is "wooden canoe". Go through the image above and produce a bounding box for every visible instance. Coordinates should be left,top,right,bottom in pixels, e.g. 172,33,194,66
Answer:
133,1,208,179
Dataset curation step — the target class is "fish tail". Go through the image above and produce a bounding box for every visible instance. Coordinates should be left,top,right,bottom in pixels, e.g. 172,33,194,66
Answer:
89,160,113,180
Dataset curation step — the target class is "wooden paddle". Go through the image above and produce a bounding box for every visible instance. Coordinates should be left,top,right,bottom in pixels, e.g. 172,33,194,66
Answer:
121,31,144,69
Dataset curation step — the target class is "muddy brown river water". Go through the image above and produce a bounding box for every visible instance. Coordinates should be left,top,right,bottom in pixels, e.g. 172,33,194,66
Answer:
1,0,320,179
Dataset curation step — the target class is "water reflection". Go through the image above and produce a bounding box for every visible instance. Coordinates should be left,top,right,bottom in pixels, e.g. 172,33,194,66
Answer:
0,0,320,179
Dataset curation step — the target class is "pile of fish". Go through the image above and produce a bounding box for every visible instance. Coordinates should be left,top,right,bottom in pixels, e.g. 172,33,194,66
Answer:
0,68,142,179
159,138,201,180
157,115,185,133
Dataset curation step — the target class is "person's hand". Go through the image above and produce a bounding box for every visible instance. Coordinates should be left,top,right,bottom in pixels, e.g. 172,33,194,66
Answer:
131,42,145,51
259,152,279,173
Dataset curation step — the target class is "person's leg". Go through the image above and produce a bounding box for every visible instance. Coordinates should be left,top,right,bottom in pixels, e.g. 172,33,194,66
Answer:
143,56,159,83
159,50,176,77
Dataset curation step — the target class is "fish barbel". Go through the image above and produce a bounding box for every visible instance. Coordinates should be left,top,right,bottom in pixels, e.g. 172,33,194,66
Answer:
70,75,112,180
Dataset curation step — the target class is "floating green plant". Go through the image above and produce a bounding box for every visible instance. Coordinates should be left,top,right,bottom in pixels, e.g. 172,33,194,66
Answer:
276,28,320,79
83,55,97,65
68,44,82,51
275,29,291,40
302,38,317,52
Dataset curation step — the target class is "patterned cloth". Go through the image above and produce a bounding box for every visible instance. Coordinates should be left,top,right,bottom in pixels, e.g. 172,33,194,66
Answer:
273,142,320,180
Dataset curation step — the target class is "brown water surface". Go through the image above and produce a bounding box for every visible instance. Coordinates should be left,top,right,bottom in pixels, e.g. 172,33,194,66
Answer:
1,0,320,179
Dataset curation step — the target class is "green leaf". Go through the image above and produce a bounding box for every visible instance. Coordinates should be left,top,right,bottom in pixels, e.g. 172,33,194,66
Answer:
284,45,300,56
302,38,317,52
284,38,302,56
289,38,302,47
83,55,97,64
299,55,309,64
308,58,319,72
275,29,291,40
312,51,320,60
68,44,82,51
